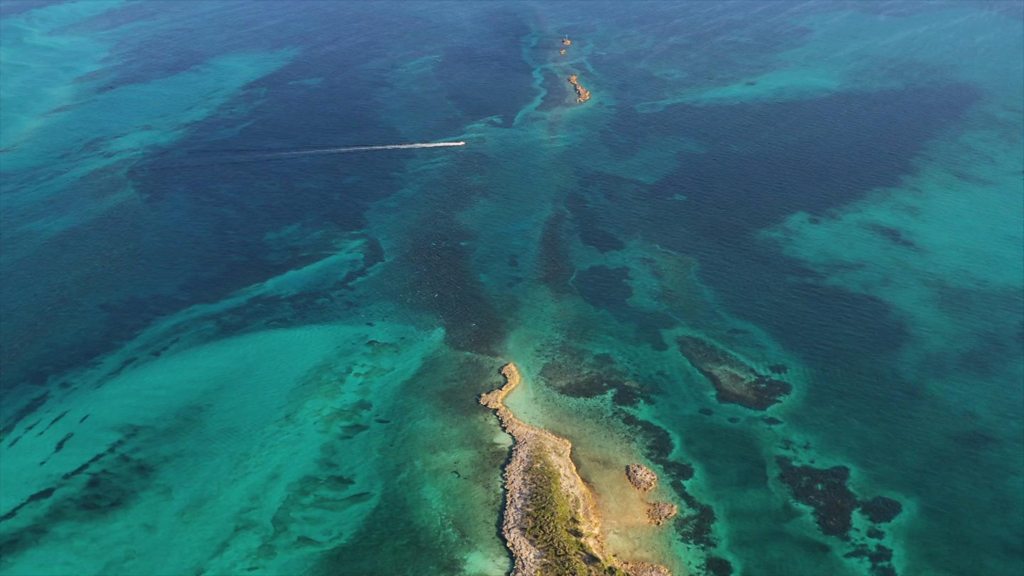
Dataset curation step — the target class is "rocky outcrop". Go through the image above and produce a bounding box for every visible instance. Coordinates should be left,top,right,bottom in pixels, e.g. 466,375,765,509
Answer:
623,561,672,576
478,363,522,413
646,502,679,526
626,463,658,492
626,464,678,526
568,74,591,103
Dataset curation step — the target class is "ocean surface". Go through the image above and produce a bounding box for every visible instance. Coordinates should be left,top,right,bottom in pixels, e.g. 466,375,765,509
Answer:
1,1,1022,575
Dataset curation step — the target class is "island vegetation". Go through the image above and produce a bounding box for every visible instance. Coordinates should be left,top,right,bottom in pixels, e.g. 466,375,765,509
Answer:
524,452,626,576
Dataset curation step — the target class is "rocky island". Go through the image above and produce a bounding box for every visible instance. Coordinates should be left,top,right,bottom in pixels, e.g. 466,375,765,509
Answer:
480,364,671,576
568,74,591,104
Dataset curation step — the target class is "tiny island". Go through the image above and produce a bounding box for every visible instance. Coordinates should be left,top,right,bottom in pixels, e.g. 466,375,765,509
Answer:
480,364,672,576
568,74,591,104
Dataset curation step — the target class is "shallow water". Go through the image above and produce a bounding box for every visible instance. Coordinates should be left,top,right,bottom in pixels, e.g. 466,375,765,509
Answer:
1,1,1022,575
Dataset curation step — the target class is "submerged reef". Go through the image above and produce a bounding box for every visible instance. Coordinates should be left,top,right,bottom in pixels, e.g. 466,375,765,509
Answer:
845,544,897,576
538,211,574,294
858,496,902,524
677,336,791,410
538,346,641,406
480,364,670,576
776,457,858,538
776,456,904,576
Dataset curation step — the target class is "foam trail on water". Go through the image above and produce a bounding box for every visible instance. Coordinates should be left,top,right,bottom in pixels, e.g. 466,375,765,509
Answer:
260,140,466,158
150,141,466,171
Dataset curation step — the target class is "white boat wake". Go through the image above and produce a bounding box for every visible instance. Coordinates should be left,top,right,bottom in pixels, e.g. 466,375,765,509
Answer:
259,140,466,158
154,140,467,170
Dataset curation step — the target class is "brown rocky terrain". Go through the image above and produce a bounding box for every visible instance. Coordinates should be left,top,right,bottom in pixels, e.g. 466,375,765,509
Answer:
626,463,658,492
646,502,679,526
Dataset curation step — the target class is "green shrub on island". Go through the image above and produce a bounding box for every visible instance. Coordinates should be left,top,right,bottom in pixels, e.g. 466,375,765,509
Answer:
523,451,627,576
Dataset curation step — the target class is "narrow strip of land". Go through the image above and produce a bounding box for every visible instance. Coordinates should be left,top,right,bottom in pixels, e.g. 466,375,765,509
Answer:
480,363,671,576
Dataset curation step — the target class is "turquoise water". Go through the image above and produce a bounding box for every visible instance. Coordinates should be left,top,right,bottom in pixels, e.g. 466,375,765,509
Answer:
1,2,1021,575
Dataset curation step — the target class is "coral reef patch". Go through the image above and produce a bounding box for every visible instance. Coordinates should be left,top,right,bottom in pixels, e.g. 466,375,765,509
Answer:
776,455,903,574
776,457,857,538
678,336,791,410
859,496,902,524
